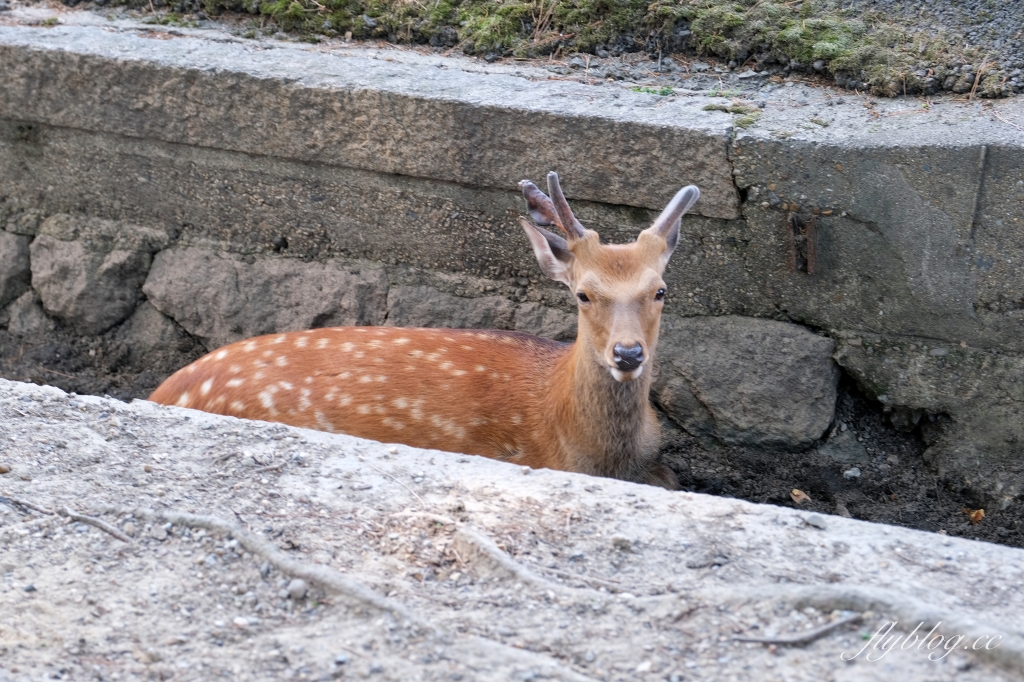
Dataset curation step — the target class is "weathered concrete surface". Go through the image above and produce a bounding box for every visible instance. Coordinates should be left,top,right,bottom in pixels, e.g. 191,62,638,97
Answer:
654,316,839,449
2,378,1024,681
0,24,738,219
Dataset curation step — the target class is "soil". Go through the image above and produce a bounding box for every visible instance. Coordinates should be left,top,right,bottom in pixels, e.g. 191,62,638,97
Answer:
3,322,1021,552
2,378,1023,681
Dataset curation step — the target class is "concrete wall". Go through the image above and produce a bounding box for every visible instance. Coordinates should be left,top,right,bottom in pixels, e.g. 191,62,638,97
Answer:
1,24,1023,505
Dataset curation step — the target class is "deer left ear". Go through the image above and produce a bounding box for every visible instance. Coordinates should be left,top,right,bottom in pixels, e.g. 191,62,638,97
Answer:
642,185,700,268
519,217,575,287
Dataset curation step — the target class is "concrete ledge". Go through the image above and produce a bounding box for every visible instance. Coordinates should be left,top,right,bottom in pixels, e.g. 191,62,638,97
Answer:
0,25,739,218
2,378,1023,680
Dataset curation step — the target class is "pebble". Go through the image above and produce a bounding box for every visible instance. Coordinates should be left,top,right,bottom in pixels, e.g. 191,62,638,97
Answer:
287,578,308,600
150,526,168,541
334,653,348,665
0,463,10,474
843,467,861,479
611,536,633,553
123,522,136,537
804,514,828,530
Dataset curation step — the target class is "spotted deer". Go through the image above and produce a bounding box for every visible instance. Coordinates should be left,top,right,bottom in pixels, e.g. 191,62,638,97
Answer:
150,173,700,488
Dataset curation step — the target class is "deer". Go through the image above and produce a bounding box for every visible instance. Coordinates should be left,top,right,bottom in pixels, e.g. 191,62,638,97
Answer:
149,173,700,489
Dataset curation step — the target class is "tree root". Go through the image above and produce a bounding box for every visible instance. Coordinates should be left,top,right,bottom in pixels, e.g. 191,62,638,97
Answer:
734,612,862,645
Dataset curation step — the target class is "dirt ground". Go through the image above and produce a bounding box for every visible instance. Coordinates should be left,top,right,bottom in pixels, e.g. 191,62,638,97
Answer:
2,378,1024,681
3,325,1019,552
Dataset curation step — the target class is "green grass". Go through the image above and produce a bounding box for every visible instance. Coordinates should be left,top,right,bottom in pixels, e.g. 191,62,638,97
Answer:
632,86,675,96
120,0,988,96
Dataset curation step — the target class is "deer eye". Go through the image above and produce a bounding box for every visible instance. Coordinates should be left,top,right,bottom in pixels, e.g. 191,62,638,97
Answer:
576,292,590,304
655,288,666,301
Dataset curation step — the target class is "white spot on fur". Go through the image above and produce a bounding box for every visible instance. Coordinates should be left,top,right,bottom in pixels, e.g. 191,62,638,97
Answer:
304,376,313,384
229,400,246,412
175,392,190,407
392,397,409,410
298,388,312,412
278,381,293,390
475,365,486,372
243,341,257,352
226,378,244,388
275,355,288,367
314,411,334,432
376,375,388,382
356,404,370,415
273,335,287,344
409,349,424,358
341,342,355,352
394,337,410,345
382,417,406,430
359,375,373,383
229,364,242,374
200,379,213,396
214,349,229,360
295,337,309,348
451,370,467,376
258,390,276,410
317,338,329,349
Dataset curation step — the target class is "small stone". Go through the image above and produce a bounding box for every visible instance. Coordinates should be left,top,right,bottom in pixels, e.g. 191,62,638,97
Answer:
930,347,949,356
334,653,349,665
287,578,308,600
260,562,271,578
584,651,596,662
24,583,37,592
204,554,218,567
611,535,633,553
568,56,586,69
388,446,398,454
843,467,861,479
635,660,652,672
804,514,828,530
0,463,10,474
150,526,168,541
369,662,384,674
123,522,136,537
232,616,249,629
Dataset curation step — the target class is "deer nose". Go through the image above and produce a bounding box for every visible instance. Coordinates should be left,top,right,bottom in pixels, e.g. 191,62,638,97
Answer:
613,343,644,372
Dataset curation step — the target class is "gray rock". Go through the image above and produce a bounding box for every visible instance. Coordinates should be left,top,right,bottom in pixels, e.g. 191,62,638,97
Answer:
512,302,576,341
842,467,861,479
286,578,308,600
114,301,193,365
654,316,839,448
29,215,170,335
816,430,869,465
385,285,514,330
143,248,388,350
6,290,56,336
0,230,31,308
5,209,43,236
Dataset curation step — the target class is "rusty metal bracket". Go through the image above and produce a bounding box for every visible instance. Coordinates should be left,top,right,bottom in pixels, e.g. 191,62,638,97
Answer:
787,213,816,275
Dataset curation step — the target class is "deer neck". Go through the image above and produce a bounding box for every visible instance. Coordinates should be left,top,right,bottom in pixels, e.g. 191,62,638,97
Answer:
548,340,659,479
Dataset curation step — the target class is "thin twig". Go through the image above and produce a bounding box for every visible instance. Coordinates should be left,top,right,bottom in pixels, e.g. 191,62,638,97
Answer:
363,464,425,508
37,365,76,379
993,111,1024,133
63,507,133,543
129,507,433,630
253,462,285,473
733,612,862,645
0,494,53,515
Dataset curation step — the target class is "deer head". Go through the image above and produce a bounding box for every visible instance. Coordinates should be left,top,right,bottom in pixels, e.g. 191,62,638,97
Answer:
519,172,700,382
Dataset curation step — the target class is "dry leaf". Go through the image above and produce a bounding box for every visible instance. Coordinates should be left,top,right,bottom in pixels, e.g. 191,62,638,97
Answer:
791,489,811,504
962,508,985,524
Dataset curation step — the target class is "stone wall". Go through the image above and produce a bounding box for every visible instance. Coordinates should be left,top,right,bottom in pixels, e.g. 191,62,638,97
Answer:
1,23,1023,505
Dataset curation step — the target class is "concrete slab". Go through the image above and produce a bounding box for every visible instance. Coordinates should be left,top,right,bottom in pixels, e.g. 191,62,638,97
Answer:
1,378,1023,680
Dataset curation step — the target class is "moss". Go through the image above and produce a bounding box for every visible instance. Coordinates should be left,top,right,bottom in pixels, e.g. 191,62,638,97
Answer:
124,0,992,96
733,112,760,128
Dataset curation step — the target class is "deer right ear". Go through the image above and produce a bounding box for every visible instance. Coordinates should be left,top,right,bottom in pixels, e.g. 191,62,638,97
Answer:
519,217,575,286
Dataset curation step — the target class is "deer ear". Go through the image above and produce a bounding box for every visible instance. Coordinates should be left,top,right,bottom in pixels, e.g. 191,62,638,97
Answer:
642,185,700,267
519,217,575,286
519,180,561,228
